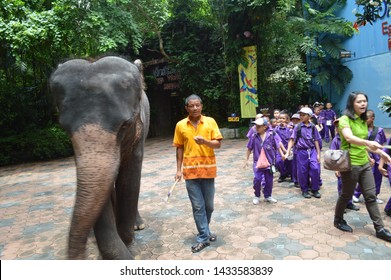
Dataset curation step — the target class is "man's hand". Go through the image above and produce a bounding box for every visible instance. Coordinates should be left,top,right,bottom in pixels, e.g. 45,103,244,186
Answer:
175,171,182,181
194,135,205,145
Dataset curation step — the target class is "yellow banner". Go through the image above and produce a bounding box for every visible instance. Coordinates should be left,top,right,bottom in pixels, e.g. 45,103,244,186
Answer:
238,46,258,118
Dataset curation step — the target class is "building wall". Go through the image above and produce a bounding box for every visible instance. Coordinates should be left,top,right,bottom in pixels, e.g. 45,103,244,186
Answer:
334,2,391,128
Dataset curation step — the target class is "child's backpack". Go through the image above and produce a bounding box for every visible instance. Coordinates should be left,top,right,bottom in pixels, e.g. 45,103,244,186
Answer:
368,126,379,141
294,123,316,145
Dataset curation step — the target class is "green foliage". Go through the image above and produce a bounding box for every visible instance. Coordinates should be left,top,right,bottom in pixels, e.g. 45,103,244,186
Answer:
0,124,73,166
0,0,358,165
146,1,231,123
0,0,142,136
300,0,355,97
378,95,391,117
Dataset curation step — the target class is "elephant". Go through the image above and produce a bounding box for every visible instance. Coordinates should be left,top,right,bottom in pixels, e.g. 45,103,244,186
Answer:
49,56,150,260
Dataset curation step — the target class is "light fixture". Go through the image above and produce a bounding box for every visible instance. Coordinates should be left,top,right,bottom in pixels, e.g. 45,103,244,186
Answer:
339,50,355,58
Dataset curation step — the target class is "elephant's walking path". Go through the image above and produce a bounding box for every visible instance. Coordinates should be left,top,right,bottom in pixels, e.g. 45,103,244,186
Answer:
1,137,391,260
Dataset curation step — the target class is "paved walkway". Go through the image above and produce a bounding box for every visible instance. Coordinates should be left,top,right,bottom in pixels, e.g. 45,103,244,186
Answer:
1,137,391,260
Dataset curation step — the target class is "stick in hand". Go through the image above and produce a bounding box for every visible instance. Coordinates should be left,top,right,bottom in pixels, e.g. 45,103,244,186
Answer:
164,179,180,202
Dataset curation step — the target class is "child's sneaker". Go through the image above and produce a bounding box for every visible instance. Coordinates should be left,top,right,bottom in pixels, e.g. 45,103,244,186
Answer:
252,196,260,205
376,198,384,204
352,196,360,203
265,196,277,203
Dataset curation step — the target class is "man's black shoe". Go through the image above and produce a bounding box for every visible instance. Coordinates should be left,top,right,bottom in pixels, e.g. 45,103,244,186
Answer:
209,233,217,242
334,217,353,232
375,228,391,242
191,242,210,253
311,190,321,199
278,177,284,183
385,209,391,217
302,191,311,199
346,203,360,211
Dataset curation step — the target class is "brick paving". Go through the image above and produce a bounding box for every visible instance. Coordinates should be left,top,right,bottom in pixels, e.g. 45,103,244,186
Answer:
1,137,391,260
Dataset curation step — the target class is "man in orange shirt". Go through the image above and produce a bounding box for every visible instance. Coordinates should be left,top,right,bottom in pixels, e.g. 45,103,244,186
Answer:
173,94,223,253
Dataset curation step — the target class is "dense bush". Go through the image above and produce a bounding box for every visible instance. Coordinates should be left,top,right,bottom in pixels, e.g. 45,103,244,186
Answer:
0,124,73,166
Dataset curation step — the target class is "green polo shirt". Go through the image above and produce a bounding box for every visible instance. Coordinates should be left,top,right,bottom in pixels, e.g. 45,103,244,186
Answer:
338,115,368,166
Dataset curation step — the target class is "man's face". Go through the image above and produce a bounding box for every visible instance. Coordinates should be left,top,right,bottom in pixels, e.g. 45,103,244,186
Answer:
185,99,203,118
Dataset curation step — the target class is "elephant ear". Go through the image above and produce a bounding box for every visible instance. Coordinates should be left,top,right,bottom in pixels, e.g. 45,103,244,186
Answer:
134,59,146,91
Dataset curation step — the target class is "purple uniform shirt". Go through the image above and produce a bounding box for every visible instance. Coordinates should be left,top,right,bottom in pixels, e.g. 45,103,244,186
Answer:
275,126,291,148
330,134,341,150
290,123,321,150
246,125,256,138
323,109,337,125
384,138,391,177
247,130,282,166
368,127,387,163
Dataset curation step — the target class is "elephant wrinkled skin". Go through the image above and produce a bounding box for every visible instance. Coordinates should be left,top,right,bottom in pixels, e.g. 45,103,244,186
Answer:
50,56,150,260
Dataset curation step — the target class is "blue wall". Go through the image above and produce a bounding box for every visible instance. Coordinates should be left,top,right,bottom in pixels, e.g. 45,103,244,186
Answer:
333,2,391,128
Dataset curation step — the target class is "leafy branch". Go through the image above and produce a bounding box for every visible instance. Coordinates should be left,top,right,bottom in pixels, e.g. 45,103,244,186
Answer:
378,96,391,117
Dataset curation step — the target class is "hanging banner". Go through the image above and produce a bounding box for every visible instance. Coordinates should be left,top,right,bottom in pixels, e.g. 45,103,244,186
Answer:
238,45,258,118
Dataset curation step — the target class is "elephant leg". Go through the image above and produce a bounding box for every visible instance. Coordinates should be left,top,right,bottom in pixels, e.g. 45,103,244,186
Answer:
115,143,144,247
134,210,145,230
94,195,134,260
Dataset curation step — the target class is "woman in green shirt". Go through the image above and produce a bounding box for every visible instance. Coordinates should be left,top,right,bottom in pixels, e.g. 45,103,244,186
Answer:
334,92,391,242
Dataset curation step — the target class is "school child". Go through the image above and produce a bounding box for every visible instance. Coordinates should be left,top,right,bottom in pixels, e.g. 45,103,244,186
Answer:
246,114,267,190
273,109,280,120
311,105,324,135
274,112,293,182
284,107,322,199
245,117,282,204
318,102,326,140
330,119,359,211
322,102,337,143
353,110,387,204
379,137,391,217
270,118,277,130
290,113,301,188
246,113,264,138
311,105,324,187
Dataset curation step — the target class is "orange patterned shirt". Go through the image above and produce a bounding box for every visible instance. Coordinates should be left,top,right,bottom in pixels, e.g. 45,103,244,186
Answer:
173,115,223,180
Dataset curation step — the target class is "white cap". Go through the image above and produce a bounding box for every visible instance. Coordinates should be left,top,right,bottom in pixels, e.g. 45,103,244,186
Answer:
299,107,313,116
253,117,268,126
291,113,300,119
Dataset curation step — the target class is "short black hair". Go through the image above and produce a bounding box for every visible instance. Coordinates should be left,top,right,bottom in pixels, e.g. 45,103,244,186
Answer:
367,109,375,118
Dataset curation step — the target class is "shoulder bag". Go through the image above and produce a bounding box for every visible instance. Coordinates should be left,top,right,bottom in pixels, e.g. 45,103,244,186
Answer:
256,147,270,169
323,149,351,172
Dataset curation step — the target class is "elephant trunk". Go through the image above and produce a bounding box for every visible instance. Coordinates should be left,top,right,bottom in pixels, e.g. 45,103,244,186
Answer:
68,124,120,260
